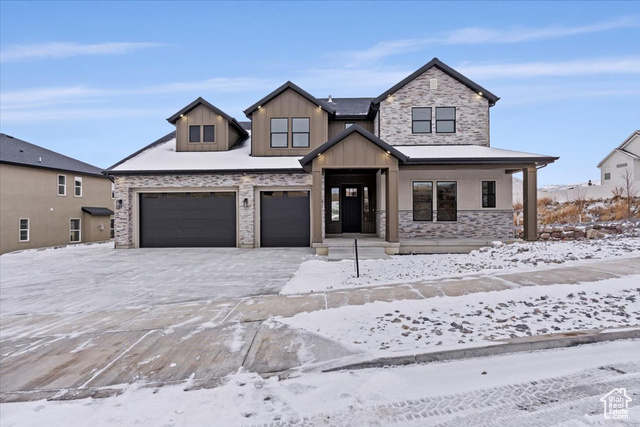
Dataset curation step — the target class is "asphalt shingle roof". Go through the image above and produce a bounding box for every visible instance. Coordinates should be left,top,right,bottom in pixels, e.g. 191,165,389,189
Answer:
0,133,105,176
81,207,114,216
318,98,374,117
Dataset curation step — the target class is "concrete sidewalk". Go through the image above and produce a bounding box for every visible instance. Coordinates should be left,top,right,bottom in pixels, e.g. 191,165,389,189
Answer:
1,256,639,402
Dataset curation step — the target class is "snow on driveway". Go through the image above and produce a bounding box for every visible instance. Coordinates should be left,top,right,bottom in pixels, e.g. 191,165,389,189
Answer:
282,236,640,294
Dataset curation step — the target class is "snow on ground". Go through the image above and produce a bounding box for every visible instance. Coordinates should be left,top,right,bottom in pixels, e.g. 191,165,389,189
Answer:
279,276,640,355
2,340,638,427
282,236,640,295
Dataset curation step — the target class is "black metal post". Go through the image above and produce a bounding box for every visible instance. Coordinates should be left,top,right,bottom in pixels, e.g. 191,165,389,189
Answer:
354,238,359,278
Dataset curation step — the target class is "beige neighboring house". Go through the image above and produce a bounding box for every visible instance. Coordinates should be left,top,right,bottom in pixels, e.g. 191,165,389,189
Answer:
0,133,114,254
598,130,640,187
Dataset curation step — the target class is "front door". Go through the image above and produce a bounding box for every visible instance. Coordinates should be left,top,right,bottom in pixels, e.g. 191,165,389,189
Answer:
342,185,362,232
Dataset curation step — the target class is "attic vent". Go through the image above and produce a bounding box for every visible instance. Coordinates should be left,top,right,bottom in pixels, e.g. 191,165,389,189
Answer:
430,78,438,89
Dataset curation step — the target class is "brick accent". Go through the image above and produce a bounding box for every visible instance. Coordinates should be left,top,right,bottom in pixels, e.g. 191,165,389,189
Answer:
399,210,513,239
114,173,312,248
379,67,489,146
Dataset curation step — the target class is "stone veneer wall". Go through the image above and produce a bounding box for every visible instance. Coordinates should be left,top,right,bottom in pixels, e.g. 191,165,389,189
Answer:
378,67,489,146
399,210,513,240
376,210,386,239
113,173,312,248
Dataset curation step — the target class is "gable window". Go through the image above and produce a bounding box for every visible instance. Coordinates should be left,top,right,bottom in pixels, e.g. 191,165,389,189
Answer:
482,181,496,208
203,125,215,143
189,125,200,143
617,163,628,168
74,177,82,197
436,107,456,133
70,219,81,243
270,118,288,148
412,107,431,134
413,181,433,221
19,218,29,242
437,181,457,221
57,175,66,196
292,118,310,148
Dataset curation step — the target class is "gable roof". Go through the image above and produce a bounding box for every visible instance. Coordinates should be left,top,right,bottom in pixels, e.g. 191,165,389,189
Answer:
318,97,375,118
597,130,640,168
244,81,336,117
372,57,500,106
299,125,408,167
166,97,248,138
0,133,106,177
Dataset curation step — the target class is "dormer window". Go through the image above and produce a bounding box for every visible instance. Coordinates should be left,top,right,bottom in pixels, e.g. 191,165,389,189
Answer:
189,126,200,143
203,125,215,143
270,118,288,148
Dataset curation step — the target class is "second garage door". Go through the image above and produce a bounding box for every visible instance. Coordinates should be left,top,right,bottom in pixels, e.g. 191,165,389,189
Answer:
139,192,236,248
261,191,310,247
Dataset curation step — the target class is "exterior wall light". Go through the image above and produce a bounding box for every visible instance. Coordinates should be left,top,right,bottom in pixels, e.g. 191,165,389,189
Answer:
242,198,249,208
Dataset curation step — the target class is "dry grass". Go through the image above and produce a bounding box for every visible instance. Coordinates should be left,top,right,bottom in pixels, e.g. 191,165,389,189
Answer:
517,197,640,225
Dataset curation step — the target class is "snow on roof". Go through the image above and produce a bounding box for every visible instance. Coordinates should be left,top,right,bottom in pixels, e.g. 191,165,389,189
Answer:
110,134,304,172
395,144,554,160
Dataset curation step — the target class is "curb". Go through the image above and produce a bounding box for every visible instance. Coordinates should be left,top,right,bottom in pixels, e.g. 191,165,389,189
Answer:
318,328,640,373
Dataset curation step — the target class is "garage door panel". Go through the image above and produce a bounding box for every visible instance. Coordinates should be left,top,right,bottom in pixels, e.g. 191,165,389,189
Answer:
261,191,310,247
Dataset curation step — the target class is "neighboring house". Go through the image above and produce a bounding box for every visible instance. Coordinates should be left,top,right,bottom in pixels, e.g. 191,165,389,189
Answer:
597,130,640,187
0,133,114,254
107,58,557,253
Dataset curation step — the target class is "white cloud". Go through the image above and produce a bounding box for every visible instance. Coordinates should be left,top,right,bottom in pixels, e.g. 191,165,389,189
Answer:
0,42,164,63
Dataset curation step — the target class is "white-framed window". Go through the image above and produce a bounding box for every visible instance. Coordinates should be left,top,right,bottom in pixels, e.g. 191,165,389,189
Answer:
70,218,81,243
74,177,82,197
111,182,115,199
57,175,66,196
19,218,29,242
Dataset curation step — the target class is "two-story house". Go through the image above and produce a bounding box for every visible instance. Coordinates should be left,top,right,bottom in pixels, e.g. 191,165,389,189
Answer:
107,58,558,253
0,133,114,254
597,130,640,187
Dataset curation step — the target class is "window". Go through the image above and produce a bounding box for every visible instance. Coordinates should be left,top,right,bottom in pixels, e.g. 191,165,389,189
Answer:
345,123,355,129
203,125,215,143
604,173,611,180
189,125,200,143
345,188,358,197
57,175,66,196
331,187,340,221
412,107,431,134
270,118,288,148
437,181,457,221
110,218,115,239
436,107,456,133
604,166,611,180
617,163,628,168
363,186,371,222
74,177,82,197
111,182,115,199
292,118,310,148
70,219,81,243
413,182,433,221
19,218,29,242
482,181,496,208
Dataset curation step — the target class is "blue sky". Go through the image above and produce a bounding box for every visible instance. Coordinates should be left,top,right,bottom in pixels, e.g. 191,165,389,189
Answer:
1,1,638,186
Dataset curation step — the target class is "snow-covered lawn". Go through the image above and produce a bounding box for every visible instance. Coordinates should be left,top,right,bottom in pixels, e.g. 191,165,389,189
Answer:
282,236,640,294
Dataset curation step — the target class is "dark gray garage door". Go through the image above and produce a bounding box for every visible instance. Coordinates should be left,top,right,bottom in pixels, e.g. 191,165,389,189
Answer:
140,192,236,248
261,191,310,247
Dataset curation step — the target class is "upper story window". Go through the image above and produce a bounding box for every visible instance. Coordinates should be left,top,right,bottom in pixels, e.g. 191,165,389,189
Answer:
19,218,29,242
412,107,431,134
203,125,215,142
482,181,496,208
74,177,82,197
189,125,200,143
57,174,66,196
413,181,433,221
270,118,288,148
436,107,456,133
292,118,310,148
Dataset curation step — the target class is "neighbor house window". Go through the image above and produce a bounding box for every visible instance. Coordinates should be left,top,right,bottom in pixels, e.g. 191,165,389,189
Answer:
617,163,628,168
203,125,215,143
111,182,115,199
604,173,611,180
331,187,340,221
436,107,456,133
19,218,29,242
70,219,81,243
270,118,288,148
412,107,431,134
292,118,310,148
110,218,115,239
437,181,457,221
74,177,82,197
413,181,433,221
57,175,66,196
482,181,496,208
189,125,200,143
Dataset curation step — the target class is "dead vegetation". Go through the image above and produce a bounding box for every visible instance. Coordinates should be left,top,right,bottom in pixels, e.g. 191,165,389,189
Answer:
514,196,640,225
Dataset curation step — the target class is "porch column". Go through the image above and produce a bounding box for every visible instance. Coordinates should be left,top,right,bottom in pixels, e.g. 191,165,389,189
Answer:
385,167,399,243
522,166,538,241
311,169,323,244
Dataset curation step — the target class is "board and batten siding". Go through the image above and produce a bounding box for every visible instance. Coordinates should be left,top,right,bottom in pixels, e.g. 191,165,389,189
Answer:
312,133,399,170
328,120,374,139
176,104,230,152
251,88,328,156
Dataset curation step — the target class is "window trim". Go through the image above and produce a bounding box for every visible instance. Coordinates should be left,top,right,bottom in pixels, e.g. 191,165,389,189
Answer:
19,218,29,242
291,117,310,148
436,181,457,222
436,107,456,134
70,218,81,243
57,174,66,196
412,181,434,221
203,125,215,143
412,107,432,134
482,181,497,208
74,177,82,197
270,117,289,148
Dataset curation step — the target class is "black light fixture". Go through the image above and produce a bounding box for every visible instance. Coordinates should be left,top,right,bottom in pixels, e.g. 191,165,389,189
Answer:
243,198,249,208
